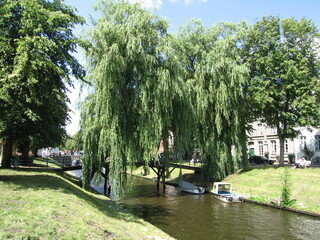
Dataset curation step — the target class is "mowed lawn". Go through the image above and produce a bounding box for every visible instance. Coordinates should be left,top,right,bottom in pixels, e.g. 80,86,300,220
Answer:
0,169,174,240
225,167,320,214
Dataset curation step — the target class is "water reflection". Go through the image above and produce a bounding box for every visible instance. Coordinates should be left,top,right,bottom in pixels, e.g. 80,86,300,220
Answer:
73,171,320,240
118,176,320,240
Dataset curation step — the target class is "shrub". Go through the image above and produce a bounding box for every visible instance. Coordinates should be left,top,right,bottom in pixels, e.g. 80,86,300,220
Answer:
281,168,295,207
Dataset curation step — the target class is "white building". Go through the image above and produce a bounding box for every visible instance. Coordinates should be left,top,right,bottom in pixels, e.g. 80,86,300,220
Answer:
293,127,320,164
247,122,320,164
37,147,60,157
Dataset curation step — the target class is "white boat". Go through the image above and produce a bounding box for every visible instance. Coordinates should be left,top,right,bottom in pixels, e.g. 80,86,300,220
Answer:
180,181,205,194
212,182,242,203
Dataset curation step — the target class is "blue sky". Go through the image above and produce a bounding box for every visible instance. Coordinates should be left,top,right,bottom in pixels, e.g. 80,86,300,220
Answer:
64,0,320,135
65,0,320,32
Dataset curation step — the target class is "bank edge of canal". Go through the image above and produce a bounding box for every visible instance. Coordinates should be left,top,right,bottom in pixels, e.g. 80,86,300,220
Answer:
0,168,175,240
241,198,320,218
131,166,320,218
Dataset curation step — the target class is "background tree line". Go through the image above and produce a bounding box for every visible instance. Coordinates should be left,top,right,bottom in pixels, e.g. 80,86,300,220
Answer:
1,1,319,195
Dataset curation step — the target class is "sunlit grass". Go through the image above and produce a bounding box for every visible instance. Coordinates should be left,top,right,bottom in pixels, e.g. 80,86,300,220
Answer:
0,169,174,240
32,157,62,168
224,167,320,214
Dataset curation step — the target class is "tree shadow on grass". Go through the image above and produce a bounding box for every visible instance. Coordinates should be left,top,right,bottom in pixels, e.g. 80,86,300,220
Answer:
0,168,151,225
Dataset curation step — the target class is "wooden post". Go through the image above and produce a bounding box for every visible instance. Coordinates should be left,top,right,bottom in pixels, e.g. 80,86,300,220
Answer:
162,168,166,190
103,163,110,196
157,168,161,190
104,173,108,195
150,166,167,191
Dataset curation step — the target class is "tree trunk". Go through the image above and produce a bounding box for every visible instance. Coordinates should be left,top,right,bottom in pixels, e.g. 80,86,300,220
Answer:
1,135,14,168
33,148,39,157
19,138,31,158
240,124,250,170
278,133,285,167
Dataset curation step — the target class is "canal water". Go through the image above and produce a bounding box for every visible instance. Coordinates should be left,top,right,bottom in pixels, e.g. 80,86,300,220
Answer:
74,171,320,240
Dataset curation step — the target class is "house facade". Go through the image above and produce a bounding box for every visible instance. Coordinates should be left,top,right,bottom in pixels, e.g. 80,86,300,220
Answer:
247,122,320,164
293,127,320,164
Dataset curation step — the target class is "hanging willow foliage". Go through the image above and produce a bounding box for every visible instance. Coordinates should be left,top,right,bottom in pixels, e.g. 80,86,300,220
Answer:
173,20,250,181
81,1,250,195
80,0,194,196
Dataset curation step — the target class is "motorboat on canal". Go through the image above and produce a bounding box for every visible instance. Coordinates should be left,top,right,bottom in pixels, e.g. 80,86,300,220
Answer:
212,182,242,203
180,181,205,194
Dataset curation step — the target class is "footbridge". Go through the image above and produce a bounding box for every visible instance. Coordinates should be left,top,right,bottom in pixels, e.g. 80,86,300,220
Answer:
53,156,204,194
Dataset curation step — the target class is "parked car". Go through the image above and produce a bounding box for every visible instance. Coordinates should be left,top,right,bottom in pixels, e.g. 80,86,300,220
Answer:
249,156,275,165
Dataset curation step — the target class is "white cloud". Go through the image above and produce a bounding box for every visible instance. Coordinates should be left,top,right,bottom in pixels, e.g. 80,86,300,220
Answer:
127,0,208,8
127,0,163,9
170,0,208,6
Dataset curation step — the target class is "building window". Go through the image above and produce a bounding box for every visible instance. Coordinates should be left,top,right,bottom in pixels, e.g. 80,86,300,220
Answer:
270,127,277,135
285,140,288,153
257,124,262,135
258,141,264,156
315,135,320,151
271,140,276,154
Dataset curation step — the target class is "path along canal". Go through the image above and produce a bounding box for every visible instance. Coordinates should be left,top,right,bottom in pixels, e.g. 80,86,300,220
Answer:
73,171,320,240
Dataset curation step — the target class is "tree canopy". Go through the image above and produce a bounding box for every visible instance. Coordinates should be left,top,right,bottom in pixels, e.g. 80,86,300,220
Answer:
81,1,250,195
172,20,250,180
0,0,85,167
81,1,193,194
243,16,320,166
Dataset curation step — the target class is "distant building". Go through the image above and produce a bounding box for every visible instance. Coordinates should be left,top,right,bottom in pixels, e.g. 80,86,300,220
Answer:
37,147,60,157
247,122,320,164
158,132,174,153
247,122,294,162
293,127,320,164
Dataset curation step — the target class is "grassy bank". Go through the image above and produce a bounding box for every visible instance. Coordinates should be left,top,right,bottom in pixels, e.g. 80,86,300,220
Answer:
0,168,174,240
133,165,320,215
224,167,320,214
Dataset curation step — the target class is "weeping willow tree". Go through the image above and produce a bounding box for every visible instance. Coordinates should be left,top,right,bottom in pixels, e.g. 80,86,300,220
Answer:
172,20,250,181
80,0,193,195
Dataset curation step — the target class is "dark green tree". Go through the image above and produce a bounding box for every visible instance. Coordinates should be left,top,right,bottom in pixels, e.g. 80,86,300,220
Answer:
0,0,85,168
243,16,320,166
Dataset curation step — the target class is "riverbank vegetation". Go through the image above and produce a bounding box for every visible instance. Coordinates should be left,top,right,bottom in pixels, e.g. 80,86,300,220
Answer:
132,165,320,215
0,169,174,240
225,167,320,214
